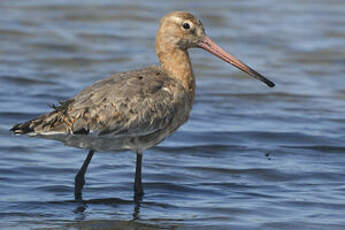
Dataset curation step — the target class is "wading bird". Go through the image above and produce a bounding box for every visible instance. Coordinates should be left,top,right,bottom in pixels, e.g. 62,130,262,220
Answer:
11,11,274,201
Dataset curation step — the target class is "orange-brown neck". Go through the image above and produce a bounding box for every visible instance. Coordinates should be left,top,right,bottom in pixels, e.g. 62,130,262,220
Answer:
156,38,196,105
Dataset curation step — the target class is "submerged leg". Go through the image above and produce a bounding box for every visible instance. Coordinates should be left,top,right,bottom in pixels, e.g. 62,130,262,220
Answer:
134,151,144,200
75,150,95,200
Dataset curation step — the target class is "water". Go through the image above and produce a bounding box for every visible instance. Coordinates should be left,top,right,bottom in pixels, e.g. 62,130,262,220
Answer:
1,0,345,229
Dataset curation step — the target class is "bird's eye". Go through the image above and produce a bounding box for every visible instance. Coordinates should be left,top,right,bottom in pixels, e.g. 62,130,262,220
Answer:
183,22,190,30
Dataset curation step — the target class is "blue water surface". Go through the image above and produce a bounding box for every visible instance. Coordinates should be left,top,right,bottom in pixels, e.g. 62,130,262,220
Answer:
1,0,345,229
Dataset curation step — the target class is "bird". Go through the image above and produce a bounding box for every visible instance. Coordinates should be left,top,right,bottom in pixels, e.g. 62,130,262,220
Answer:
10,11,275,201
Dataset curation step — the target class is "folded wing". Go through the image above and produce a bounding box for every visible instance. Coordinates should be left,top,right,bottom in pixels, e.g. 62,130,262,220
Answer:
11,66,190,141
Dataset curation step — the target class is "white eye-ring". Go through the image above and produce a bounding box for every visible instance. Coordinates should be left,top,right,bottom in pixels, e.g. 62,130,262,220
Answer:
182,20,193,30
183,22,190,30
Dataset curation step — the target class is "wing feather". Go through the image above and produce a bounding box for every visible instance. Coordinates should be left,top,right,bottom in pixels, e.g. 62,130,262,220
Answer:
67,66,190,138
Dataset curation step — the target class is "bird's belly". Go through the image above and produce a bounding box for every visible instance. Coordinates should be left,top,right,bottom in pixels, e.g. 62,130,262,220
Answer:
35,100,191,152
37,120,184,153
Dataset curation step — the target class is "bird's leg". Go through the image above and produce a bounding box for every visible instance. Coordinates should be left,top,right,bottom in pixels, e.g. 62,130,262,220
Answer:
134,151,144,200
75,150,95,201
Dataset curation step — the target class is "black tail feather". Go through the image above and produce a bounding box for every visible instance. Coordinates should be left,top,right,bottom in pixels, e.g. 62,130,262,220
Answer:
10,120,34,135
10,99,74,135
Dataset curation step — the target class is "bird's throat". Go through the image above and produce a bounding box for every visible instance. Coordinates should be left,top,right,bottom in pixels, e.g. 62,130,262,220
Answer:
157,46,196,105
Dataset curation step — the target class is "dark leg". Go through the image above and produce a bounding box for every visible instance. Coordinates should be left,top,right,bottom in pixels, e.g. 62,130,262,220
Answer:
134,151,144,200
75,150,95,200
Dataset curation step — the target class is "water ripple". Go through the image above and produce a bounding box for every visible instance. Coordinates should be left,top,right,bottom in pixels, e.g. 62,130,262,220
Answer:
1,0,345,229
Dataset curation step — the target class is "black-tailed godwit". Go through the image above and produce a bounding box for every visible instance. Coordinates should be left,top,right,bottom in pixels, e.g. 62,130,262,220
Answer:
11,11,275,201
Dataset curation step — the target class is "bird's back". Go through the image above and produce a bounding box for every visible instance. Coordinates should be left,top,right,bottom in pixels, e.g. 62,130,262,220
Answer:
11,66,191,152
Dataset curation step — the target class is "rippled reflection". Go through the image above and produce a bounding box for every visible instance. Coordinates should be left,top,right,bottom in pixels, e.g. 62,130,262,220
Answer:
1,0,345,229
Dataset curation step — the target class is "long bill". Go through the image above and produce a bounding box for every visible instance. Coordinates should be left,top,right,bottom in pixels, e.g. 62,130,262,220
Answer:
197,36,275,87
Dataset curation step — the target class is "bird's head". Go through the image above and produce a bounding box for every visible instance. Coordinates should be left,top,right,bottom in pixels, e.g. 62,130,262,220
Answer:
156,11,275,87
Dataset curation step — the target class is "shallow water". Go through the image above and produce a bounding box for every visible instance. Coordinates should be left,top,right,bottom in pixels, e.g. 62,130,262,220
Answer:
1,0,345,229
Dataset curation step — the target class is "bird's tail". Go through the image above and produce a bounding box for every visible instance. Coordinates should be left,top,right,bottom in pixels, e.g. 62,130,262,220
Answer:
10,112,64,136
10,100,74,136
10,119,36,135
